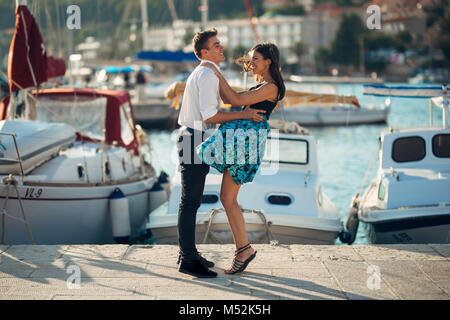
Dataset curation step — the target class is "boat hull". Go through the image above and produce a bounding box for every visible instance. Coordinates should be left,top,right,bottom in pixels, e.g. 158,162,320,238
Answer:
271,106,389,126
148,208,342,245
361,214,450,244
0,178,155,244
150,224,340,245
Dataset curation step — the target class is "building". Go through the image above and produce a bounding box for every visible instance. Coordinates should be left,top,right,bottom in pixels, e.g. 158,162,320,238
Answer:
75,36,101,60
145,14,340,72
263,0,314,11
365,0,429,43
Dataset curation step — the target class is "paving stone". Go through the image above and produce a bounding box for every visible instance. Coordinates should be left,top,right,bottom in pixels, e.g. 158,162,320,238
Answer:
0,244,449,300
368,260,449,300
62,245,130,261
0,246,9,255
2,245,68,261
353,244,447,261
291,245,363,262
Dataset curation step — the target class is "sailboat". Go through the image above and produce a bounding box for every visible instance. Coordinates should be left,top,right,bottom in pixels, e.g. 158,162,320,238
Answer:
0,3,164,245
270,89,390,126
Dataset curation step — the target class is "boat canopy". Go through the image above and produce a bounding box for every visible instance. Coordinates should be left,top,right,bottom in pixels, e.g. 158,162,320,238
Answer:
165,81,361,109
363,84,443,98
98,65,151,74
134,50,198,63
0,88,139,155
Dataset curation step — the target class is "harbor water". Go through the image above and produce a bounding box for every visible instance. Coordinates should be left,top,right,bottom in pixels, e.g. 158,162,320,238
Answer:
146,83,445,245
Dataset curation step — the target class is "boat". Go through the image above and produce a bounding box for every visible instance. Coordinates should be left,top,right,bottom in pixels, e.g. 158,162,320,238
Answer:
167,81,389,127
0,4,164,245
270,100,390,126
344,85,450,244
147,122,345,245
0,88,162,245
363,84,443,98
272,84,390,126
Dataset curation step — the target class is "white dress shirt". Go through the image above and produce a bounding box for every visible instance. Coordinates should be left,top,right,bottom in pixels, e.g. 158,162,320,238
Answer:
178,60,221,132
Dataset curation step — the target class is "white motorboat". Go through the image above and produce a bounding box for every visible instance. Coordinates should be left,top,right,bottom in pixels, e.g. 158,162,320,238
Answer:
0,88,162,245
147,123,345,245
270,101,390,126
345,85,450,244
268,82,390,127
167,80,388,127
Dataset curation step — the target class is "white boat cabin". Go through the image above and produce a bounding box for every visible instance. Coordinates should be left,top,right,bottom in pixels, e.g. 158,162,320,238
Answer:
376,127,450,210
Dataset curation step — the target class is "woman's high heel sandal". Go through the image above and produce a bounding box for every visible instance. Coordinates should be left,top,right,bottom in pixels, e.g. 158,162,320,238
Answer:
224,243,257,275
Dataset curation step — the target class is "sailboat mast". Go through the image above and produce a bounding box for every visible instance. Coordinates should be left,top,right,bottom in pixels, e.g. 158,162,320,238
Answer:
167,0,178,23
244,0,260,44
140,0,149,50
201,0,208,31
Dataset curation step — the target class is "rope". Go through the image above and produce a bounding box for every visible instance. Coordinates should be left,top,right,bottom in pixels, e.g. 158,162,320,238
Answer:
202,208,274,244
357,146,379,199
20,8,39,89
0,175,35,245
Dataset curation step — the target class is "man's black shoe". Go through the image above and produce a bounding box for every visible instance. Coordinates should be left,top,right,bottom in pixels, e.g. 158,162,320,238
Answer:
179,258,217,278
196,252,215,268
177,252,214,268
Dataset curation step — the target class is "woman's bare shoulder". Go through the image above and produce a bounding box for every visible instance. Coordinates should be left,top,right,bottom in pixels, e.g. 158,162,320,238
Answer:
256,82,278,99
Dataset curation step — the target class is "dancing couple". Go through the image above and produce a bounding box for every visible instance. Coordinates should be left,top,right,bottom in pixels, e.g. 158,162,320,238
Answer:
176,29,285,278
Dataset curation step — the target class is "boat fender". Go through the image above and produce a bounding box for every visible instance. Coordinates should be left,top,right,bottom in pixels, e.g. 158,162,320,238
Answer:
77,163,84,179
109,188,131,244
158,171,171,197
105,160,111,176
149,182,167,212
342,197,360,244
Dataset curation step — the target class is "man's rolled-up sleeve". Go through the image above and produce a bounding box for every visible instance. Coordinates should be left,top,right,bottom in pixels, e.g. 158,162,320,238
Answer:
198,71,220,121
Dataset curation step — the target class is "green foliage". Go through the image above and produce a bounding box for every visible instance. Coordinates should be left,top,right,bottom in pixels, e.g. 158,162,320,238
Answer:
290,41,307,57
330,13,365,67
426,1,450,63
0,0,265,61
266,4,305,16
363,30,413,53
364,59,388,73
313,0,366,7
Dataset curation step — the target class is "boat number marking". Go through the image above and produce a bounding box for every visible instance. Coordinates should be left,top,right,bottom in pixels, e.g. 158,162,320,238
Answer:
25,188,43,199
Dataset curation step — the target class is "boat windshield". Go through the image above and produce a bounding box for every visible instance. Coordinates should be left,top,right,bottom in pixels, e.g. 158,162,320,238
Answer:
264,137,309,164
32,95,107,140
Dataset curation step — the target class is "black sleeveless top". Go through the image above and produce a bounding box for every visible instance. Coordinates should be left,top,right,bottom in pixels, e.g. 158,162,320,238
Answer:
242,84,278,120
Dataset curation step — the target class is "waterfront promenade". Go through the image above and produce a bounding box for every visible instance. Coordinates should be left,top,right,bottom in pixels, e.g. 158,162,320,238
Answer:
0,244,449,300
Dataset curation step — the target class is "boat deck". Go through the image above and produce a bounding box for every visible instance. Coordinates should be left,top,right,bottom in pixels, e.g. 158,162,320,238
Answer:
0,244,449,300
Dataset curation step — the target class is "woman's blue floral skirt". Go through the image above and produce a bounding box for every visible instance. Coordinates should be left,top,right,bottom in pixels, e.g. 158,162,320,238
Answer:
195,118,270,185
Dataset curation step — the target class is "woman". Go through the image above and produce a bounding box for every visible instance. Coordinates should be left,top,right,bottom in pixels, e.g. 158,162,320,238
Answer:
196,42,286,274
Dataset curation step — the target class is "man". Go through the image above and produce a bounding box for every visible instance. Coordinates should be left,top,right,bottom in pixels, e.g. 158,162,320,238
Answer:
136,68,146,102
177,29,265,278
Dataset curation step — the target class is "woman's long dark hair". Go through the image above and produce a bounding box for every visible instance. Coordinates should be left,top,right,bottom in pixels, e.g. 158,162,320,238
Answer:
251,42,286,101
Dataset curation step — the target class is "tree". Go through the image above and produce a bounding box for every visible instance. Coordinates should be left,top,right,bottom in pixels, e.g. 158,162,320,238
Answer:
330,13,365,69
315,47,331,74
230,44,250,70
267,4,305,16
289,41,307,73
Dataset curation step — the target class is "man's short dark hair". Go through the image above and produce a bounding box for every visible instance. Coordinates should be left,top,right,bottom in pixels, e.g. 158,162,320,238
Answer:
192,28,217,59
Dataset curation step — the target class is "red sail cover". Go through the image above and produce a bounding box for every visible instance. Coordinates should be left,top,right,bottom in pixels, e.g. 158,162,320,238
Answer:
8,5,47,92
46,56,66,79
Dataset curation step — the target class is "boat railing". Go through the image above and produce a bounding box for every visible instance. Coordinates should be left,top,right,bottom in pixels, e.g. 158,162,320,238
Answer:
0,132,25,184
0,133,34,245
429,84,449,129
202,208,274,244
